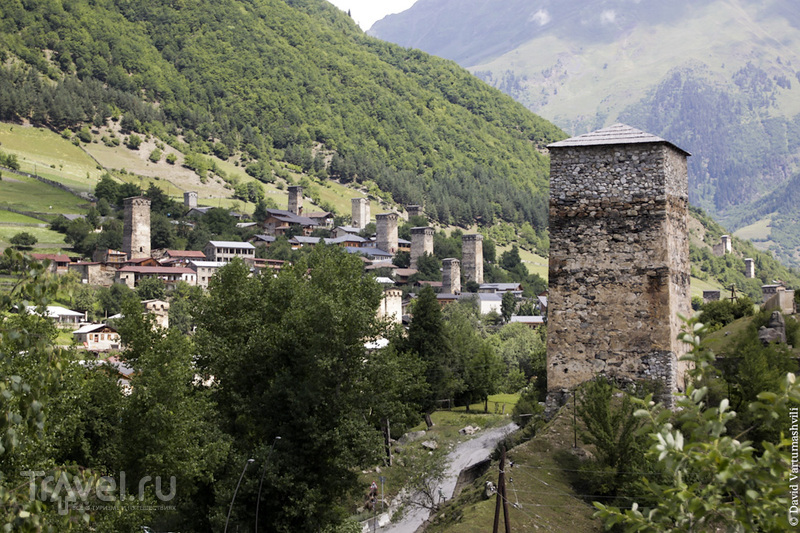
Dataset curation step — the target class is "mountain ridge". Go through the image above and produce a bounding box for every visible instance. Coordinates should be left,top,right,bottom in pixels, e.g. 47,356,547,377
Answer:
371,0,800,266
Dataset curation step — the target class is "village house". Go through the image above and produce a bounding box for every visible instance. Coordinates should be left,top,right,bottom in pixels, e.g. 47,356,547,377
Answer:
115,265,196,289
305,211,335,228
288,235,321,249
92,248,127,264
190,260,228,289
250,234,277,247
31,253,71,274
326,234,369,247
69,262,118,286
73,323,121,352
459,292,503,315
262,209,319,236
25,305,86,328
479,282,524,298
203,240,256,263
509,316,545,328
334,225,362,238
160,250,207,267
252,258,286,275
123,256,160,267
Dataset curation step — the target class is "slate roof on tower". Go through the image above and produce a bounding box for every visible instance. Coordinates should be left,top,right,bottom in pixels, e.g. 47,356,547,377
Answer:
548,123,690,156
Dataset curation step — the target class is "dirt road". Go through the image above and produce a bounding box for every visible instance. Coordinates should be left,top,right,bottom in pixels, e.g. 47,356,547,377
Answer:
376,422,518,533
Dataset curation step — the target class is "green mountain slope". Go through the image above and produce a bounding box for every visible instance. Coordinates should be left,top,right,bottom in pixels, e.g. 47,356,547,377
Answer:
0,0,564,229
371,0,800,265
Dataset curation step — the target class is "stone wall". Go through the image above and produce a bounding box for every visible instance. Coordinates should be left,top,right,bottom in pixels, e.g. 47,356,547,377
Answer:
123,196,151,260
546,140,690,407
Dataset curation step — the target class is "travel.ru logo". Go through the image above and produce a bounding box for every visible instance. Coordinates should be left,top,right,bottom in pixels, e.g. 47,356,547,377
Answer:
22,470,176,515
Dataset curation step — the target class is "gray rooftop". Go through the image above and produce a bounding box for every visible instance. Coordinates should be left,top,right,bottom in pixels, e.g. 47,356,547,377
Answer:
548,123,690,156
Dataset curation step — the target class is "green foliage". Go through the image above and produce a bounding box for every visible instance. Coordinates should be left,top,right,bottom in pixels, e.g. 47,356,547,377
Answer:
0,0,564,229
412,252,441,282
126,133,142,150
9,231,37,248
575,377,651,502
115,298,229,531
194,250,400,530
594,318,799,532
405,285,454,409
500,291,515,323
0,250,96,529
489,322,547,397
165,152,177,165
149,148,162,162
136,276,166,301
0,149,20,170
698,296,754,332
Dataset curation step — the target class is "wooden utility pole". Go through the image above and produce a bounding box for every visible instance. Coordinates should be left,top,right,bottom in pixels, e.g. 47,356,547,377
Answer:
493,445,511,533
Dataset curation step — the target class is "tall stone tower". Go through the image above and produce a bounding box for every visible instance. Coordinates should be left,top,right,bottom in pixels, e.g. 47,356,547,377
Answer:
442,258,461,295
462,234,484,285
184,191,198,208
410,227,434,268
376,213,399,254
407,205,423,219
123,196,151,260
546,124,691,407
352,197,370,229
745,258,755,279
288,186,303,215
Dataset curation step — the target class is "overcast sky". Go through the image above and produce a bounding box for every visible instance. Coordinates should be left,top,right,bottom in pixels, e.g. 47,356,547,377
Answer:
327,0,417,30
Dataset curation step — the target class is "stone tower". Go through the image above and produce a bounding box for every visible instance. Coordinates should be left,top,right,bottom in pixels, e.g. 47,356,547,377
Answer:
462,234,484,285
407,205,423,219
546,124,691,407
376,213,399,254
184,191,198,208
410,227,434,268
352,197,370,229
442,258,461,295
123,196,151,260
745,258,755,279
288,186,303,215
378,288,403,324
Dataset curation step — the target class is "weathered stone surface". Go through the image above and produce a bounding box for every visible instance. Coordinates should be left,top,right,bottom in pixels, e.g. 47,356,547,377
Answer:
758,311,787,345
398,430,426,445
421,440,438,451
546,126,691,408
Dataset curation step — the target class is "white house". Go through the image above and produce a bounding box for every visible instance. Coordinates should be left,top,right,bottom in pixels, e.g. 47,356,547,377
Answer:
73,324,121,352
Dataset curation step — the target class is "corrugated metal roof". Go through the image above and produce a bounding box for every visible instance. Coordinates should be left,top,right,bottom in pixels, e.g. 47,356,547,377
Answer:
548,123,690,156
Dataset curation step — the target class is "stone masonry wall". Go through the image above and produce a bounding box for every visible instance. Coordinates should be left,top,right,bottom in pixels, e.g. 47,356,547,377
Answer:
547,143,690,405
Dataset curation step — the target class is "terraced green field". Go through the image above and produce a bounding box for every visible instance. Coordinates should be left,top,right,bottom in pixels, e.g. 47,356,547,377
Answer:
0,123,103,192
0,173,89,215
0,210,47,224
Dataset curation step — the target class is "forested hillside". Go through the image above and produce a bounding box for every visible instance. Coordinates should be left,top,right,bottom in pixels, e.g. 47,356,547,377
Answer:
0,0,564,230
371,0,800,266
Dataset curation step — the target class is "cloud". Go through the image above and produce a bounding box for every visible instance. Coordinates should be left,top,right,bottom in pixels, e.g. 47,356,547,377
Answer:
600,10,616,24
529,9,551,26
